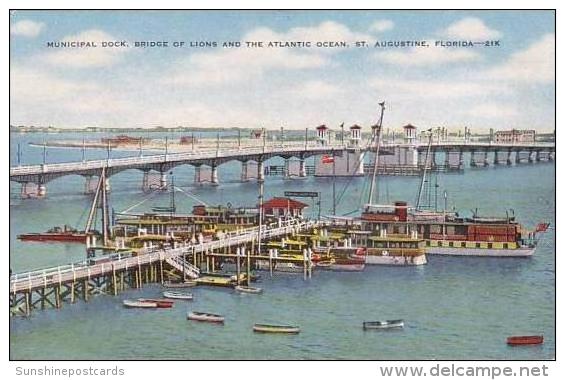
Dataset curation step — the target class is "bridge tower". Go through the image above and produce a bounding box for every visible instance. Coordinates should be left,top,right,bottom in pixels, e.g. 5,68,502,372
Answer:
349,125,362,147
316,125,329,146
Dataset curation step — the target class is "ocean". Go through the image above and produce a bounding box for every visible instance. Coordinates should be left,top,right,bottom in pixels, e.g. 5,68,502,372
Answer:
9,132,555,360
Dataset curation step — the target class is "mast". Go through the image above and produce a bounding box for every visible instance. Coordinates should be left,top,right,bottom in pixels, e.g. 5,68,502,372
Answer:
416,130,433,210
367,101,385,205
101,169,110,246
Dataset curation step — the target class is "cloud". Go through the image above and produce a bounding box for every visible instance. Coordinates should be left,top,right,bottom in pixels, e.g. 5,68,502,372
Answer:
370,20,394,33
42,29,129,68
10,20,45,37
289,80,340,100
484,33,555,84
370,77,509,100
464,103,518,118
165,20,369,87
377,47,479,67
442,17,502,40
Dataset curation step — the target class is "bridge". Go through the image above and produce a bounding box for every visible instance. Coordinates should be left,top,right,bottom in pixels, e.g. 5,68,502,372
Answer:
9,137,555,197
9,218,322,316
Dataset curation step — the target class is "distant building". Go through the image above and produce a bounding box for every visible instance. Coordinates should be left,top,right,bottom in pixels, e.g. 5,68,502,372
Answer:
262,197,308,218
494,129,536,143
250,129,263,139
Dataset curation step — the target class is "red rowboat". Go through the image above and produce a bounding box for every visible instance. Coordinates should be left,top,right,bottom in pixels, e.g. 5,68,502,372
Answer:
507,336,544,346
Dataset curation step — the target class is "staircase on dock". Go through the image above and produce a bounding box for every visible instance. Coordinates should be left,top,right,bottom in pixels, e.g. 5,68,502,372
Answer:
165,254,200,279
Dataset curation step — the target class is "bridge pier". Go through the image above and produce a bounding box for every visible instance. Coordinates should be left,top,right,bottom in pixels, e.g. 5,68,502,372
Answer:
258,161,265,181
241,161,249,182
549,152,555,161
528,150,535,163
194,166,202,184
211,164,219,185
470,150,476,167
507,149,513,165
159,171,168,189
536,151,542,162
37,183,47,198
494,150,501,165
84,175,97,194
299,159,307,177
284,159,290,178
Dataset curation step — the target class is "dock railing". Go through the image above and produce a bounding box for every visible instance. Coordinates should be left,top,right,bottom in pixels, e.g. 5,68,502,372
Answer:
10,217,320,294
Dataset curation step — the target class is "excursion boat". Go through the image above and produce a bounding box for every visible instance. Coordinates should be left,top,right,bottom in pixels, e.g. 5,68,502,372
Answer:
360,202,546,257
234,285,263,294
252,324,300,334
363,320,404,330
187,311,225,323
137,298,174,308
123,299,158,308
163,291,193,300
507,335,544,346
17,225,88,244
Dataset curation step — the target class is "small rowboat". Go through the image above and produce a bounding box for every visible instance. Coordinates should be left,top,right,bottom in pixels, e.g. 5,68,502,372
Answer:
315,260,334,268
253,324,300,334
163,281,197,288
187,311,224,323
123,299,158,309
234,285,263,294
363,320,404,330
137,298,174,308
163,291,193,300
507,336,544,346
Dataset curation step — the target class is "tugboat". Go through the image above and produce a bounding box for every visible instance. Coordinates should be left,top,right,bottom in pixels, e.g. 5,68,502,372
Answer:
17,225,88,244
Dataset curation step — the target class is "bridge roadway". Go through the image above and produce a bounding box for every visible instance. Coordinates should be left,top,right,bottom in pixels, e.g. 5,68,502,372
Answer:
9,142,358,183
10,140,555,183
9,218,321,294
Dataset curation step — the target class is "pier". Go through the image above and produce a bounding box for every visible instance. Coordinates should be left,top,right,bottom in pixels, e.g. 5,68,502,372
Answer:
9,218,320,316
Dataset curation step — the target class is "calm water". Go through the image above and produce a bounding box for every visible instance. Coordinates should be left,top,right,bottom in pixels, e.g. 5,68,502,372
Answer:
9,132,555,360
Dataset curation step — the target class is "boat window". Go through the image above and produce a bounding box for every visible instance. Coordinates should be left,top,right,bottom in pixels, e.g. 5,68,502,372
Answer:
503,243,508,249
488,243,493,249
461,242,466,248
426,240,431,247
449,242,454,247
446,226,455,235
438,241,442,247
430,225,441,234
475,243,481,248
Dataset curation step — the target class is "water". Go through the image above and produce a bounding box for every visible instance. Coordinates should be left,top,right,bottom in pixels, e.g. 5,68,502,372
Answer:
9,132,555,360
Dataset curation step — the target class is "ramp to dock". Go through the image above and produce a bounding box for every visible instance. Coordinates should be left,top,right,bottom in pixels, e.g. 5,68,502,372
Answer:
165,255,200,279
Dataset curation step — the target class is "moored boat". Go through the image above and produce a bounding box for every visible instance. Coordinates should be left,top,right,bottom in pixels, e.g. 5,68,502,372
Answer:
187,311,225,323
123,299,158,308
363,320,404,330
163,291,193,300
137,298,174,308
234,285,263,294
253,324,300,334
163,281,197,288
17,225,88,244
507,335,544,346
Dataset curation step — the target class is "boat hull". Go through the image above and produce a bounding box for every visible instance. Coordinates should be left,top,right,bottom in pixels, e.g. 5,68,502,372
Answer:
187,312,224,323
163,291,193,300
235,286,263,294
363,320,405,329
366,254,427,265
163,281,197,288
123,300,158,309
17,233,87,243
253,324,300,334
507,336,544,345
427,246,534,257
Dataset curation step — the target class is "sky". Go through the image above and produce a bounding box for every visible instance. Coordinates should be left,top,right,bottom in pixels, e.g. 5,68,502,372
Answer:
9,10,555,132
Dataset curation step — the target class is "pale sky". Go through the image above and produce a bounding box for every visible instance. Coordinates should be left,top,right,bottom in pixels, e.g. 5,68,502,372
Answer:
9,10,555,132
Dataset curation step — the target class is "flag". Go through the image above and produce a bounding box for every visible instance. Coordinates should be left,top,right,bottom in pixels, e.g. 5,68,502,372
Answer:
321,155,334,164
535,222,550,233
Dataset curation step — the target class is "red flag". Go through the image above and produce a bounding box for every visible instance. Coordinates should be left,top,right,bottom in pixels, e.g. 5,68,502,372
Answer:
535,222,550,232
321,155,334,164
